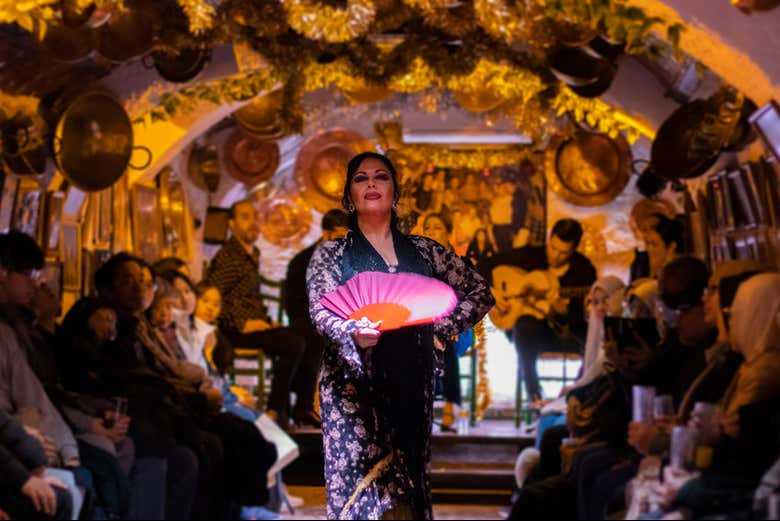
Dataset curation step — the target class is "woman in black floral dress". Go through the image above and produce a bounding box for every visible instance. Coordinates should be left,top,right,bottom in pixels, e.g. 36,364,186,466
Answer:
306,152,494,520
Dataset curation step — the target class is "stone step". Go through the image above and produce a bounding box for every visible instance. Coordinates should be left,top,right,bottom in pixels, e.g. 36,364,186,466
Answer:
283,421,531,493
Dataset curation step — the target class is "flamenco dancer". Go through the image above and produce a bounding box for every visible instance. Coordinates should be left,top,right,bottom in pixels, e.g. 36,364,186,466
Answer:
306,152,494,520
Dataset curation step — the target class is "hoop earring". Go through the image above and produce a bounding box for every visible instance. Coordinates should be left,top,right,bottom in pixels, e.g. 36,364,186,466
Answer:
393,200,398,209
348,202,355,213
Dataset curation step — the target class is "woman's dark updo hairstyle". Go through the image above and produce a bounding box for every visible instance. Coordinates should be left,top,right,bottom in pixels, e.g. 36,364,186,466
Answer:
341,152,401,213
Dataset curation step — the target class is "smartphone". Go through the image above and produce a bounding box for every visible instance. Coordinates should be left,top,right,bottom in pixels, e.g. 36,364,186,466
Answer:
604,317,660,353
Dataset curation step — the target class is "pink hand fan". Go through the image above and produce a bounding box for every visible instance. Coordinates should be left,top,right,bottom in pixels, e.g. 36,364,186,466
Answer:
320,271,458,331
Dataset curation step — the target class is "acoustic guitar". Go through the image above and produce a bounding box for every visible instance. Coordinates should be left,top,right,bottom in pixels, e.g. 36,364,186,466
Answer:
488,265,591,330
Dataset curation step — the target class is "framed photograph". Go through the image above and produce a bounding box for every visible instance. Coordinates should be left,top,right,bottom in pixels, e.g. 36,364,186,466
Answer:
82,248,112,297
749,100,780,162
131,183,163,263
203,206,231,245
0,171,17,233
41,262,63,304
61,220,82,292
43,191,65,259
11,178,43,241
62,186,88,222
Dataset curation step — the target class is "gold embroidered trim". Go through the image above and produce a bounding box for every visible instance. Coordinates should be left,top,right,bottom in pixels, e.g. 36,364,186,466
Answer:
340,453,394,519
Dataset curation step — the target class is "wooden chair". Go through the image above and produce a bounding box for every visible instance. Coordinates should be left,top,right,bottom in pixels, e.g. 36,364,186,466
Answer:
230,275,286,407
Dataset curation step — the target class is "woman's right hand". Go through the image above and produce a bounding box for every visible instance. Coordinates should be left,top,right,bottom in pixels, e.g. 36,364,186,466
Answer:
352,319,382,349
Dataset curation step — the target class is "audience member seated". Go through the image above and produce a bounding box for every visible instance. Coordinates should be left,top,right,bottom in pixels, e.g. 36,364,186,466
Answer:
644,213,684,279
514,276,625,488
58,296,199,520
142,266,278,519
635,273,780,520
0,409,72,520
207,199,307,428
625,278,658,319
284,209,349,429
575,257,716,519
153,257,192,280
187,281,260,422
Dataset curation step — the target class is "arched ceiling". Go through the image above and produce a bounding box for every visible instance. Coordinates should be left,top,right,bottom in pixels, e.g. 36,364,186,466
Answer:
2,0,779,186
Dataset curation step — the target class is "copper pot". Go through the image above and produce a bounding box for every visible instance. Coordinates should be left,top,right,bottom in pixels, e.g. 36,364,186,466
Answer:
55,92,151,192
145,47,211,83
223,129,280,186
96,7,155,62
545,130,632,207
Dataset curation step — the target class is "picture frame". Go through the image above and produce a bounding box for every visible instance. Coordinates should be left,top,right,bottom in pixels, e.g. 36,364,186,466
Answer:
61,220,82,292
0,171,17,233
82,248,112,298
11,178,44,242
749,100,780,162
43,191,65,260
131,183,163,263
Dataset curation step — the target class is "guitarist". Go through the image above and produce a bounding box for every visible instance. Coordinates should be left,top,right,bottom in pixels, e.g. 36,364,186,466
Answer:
480,219,596,402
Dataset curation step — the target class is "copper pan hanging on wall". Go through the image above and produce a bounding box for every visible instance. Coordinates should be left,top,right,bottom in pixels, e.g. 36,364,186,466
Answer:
41,23,95,63
95,6,155,62
1,114,49,176
294,128,374,214
544,129,632,207
233,89,287,140
143,46,212,84
223,129,280,186
54,92,151,192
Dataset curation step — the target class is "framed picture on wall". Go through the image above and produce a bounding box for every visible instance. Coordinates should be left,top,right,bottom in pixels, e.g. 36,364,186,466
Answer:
61,220,82,292
0,171,17,233
131,183,163,263
41,261,63,305
82,248,112,297
11,178,43,241
43,191,65,259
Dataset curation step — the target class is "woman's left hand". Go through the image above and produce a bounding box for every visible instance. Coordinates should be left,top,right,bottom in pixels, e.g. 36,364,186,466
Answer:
353,319,382,349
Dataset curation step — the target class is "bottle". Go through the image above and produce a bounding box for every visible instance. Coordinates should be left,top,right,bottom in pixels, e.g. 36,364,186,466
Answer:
457,406,470,435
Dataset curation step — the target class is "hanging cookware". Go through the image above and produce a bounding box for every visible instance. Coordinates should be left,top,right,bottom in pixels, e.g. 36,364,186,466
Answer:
223,129,280,186
144,47,211,83
583,36,624,62
732,0,780,14
186,143,221,193
1,118,48,175
41,23,94,63
568,63,617,98
55,92,151,192
233,89,286,139
723,98,758,152
651,88,744,181
544,129,632,207
257,194,312,248
548,45,613,87
294,128,374,214
96,6,155,62
61,0,95,28
158,166,193,261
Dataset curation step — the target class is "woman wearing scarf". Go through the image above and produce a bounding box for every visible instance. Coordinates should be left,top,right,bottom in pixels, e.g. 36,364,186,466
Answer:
306,152,494,520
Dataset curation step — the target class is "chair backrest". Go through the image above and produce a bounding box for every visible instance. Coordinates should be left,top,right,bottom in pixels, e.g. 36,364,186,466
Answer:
260,275,286,324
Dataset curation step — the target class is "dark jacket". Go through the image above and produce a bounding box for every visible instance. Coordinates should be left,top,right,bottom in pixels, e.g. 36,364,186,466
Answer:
0,409,47,489
207,237,269,334
284,242,318,325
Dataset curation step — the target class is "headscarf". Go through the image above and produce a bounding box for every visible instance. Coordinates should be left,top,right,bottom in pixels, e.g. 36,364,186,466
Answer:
627,278,659,317
729,273,780,363
543,276,626,416
581,276,626,376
